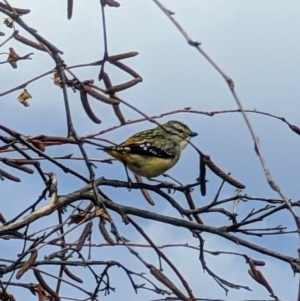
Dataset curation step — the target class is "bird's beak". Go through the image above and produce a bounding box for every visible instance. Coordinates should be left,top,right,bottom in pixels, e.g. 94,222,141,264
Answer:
190,132,198,137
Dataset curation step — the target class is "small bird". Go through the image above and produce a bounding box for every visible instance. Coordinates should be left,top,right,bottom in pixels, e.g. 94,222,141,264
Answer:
98,120,197,181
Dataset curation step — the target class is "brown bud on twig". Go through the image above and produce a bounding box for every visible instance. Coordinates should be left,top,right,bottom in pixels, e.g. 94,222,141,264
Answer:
31,284,48,301
2,159,34,174
109,52,138,61
33,270,60,301
0,3,31,15
199,154,206,196
79,89,101,124
247,258,273,294
109,59,142,80
14,34,47,52
0,168,21,182
76,221,93,251
101,73,126,123
202,155,246,189
67,0,73,20
135,175,155,205
104,0,121,7
102,73,112,89
150,265,189,301
82,85,120,105
248,269,274,295
98,219,116,245
251,259,265,266
30,140,45,152
112,104,126,124
16,249,38,279
289,124,300,136
11,159,40,165
107,78,142,93
63,266,83,283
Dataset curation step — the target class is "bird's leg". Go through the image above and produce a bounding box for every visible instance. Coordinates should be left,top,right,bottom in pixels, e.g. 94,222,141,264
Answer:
123,163,133,191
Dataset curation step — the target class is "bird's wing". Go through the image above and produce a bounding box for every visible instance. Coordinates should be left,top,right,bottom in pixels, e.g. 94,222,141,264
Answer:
110,137,176,159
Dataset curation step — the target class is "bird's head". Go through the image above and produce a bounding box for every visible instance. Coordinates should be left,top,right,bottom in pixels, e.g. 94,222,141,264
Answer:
159,120,198,150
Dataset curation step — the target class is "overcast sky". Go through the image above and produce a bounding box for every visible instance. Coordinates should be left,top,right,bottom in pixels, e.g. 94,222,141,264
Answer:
1,1,300,300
